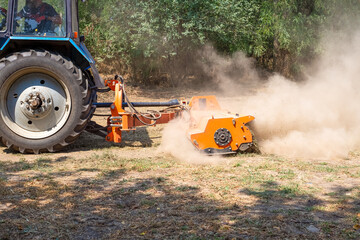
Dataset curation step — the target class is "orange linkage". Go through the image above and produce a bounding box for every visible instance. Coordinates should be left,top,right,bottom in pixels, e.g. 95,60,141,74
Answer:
104,79,181,144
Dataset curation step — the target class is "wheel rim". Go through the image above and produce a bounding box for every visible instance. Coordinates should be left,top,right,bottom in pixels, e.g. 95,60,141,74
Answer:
0,67,71,139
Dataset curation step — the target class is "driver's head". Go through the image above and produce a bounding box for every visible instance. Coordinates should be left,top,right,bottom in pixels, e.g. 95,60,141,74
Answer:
28,0,42,8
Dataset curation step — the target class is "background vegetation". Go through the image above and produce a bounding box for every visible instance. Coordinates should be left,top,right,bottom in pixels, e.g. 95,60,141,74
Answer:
78,0,360,85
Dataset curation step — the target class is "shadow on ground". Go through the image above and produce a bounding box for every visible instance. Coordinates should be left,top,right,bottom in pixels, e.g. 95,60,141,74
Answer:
1,127,155,155
0,159,359,240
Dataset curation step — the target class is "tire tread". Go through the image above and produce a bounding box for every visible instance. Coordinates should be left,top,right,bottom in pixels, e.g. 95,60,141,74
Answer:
0,49,95,154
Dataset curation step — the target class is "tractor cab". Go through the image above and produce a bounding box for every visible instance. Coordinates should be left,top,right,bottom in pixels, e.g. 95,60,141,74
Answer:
0,0,77,39
0,0,102,87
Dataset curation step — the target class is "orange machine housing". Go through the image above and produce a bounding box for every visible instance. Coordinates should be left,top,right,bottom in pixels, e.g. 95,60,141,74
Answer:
187,96,255,154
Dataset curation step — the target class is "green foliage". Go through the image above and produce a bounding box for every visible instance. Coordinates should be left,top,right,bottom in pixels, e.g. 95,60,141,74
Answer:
78,0,360,83
0,0,7,8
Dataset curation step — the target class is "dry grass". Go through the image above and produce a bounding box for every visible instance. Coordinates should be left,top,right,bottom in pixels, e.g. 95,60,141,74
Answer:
1,88,360,239
1,129,360,239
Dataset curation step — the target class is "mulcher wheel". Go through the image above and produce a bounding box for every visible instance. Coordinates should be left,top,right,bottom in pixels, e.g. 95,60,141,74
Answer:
0,49,95,153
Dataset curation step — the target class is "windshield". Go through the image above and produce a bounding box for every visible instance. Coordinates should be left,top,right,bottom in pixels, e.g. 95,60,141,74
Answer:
15,0,66,37
0,0,7,32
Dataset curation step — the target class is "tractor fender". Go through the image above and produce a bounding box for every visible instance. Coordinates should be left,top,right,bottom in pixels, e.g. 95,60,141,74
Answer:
77,41,105,88
0,37,105,88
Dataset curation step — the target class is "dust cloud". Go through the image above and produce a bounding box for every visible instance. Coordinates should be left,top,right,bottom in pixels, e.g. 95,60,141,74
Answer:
199,45,262,95
160,29,360,160
158,113,226,165
224,31,360,159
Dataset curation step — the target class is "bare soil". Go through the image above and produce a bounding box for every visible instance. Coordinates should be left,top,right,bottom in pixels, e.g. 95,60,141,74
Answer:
0,86,360,239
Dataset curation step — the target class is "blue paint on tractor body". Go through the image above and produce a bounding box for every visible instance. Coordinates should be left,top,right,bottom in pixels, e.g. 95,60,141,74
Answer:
0,38,9,50
0,36,94,67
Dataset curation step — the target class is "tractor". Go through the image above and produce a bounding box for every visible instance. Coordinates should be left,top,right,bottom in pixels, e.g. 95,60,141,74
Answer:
0,0,256,154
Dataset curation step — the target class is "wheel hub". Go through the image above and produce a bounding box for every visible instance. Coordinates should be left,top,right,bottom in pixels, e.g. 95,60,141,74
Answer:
214,128,232,146
20,88,53,119
1,71,71,139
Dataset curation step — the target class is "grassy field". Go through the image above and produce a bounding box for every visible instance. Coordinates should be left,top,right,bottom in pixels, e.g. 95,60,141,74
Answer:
0,87,360,239
1,126,360,239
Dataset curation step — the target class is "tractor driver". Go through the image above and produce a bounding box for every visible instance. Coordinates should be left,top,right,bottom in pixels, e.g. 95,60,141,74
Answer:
18,0,62,34
0,7,6,31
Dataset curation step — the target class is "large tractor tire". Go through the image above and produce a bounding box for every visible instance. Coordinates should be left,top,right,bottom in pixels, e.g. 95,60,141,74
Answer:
0,50,95,153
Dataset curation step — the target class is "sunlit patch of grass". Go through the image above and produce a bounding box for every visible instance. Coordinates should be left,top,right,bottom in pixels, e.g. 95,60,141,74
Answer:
87,151,120,164
130,158,153,172
314,165,338,173
253,163,273,171
349,171,360,178
266,154,287,163
278,169,296,180
238,169,277,187
237,153,259,158
291,162,346,174
233,160,245,167
130,157,175,172
325,175,336,182
243,182,303,200
74,152,175,173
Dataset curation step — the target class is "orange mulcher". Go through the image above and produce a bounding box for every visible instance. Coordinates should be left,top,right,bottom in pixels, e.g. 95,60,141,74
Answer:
88,77,256,155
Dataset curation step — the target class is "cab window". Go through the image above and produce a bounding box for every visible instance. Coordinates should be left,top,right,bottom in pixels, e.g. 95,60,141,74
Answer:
15,0,66,37
71,0,79,37
0,0,8,32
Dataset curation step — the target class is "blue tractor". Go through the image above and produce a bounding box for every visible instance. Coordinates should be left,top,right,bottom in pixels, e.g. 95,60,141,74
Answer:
0,0,258,155
0,0,103,153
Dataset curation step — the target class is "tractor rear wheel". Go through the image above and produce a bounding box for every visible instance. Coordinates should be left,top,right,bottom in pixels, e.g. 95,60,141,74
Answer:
0,50,95,153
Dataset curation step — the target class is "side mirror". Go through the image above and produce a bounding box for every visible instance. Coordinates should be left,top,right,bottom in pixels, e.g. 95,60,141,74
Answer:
80,35,85,42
